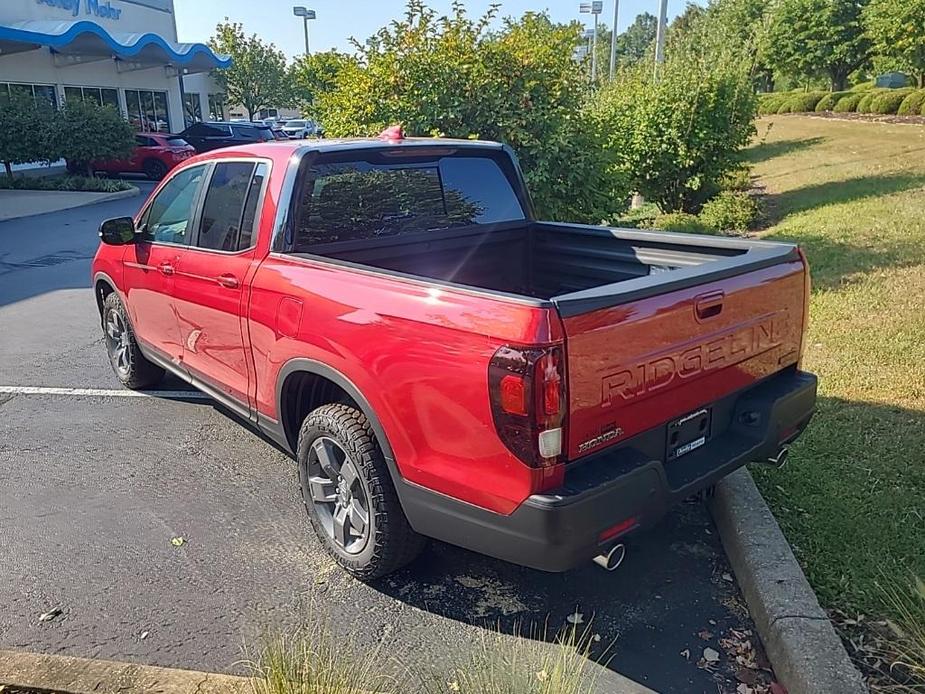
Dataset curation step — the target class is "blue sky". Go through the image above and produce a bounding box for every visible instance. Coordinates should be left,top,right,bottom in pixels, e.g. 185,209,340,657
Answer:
174,0,698,59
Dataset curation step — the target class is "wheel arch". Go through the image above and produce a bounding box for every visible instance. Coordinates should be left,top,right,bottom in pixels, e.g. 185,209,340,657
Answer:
93,272,118,318
275,359,400,475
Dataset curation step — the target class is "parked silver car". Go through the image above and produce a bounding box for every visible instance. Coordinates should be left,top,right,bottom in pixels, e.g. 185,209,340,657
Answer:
280,119,323,139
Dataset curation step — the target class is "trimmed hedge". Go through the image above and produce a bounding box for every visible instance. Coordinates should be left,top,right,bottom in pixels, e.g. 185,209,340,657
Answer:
815,91,849,111
834,92,864,112
897,90,925,116
0,175,132,193
758,93,789,115
871,88,916,114
850,81,875,92
786,91,827,113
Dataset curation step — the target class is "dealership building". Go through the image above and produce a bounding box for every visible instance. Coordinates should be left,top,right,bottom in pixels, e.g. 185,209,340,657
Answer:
0,0,230,133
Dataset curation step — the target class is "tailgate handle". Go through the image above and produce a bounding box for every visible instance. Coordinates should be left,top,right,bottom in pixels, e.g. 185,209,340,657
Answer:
695,291,724,321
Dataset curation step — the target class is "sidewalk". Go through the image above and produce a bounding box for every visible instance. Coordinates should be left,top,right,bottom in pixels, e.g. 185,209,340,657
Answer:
0,188,139,223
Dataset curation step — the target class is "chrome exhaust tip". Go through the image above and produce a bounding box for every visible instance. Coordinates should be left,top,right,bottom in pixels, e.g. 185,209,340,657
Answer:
593,543,626,571
766,447,789,469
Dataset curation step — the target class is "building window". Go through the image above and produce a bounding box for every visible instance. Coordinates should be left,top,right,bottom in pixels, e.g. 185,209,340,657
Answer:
125,89,171,132
64,86,119,110
183,92,203,125
257,108,279,121
0,82,58,109
208,93,225,121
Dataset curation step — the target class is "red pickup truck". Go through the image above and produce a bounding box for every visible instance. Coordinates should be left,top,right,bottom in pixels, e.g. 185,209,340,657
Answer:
92,132,817,579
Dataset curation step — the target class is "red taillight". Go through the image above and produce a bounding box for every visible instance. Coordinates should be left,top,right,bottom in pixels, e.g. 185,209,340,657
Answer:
488,344,567,468
500,374,526,415
599,516,638,543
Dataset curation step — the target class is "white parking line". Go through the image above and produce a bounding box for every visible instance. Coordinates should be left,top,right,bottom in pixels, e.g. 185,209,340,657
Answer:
0,386,211,400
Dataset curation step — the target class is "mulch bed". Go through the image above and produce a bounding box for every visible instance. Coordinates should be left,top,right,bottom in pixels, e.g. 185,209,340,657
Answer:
784,111,925,126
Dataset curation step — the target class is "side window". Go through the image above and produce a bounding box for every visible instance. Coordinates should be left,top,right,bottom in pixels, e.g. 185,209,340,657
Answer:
135,136,156,147
195,161,262,252
140,165,207,245
238,163,268,250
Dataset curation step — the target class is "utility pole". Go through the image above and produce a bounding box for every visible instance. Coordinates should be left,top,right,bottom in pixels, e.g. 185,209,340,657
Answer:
654,0,668,75
609,0,619,79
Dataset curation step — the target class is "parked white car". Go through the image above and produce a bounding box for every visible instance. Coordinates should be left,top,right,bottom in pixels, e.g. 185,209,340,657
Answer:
280,119,322,139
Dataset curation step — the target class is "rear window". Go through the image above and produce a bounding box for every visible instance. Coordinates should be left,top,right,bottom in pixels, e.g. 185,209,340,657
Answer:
166,136,190,147
293,152,526,248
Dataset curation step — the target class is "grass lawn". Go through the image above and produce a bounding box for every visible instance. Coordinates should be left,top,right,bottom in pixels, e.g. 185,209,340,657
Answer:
746,115,925,619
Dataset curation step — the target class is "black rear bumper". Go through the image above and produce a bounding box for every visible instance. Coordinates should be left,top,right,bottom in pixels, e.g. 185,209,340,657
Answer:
400,368,817,572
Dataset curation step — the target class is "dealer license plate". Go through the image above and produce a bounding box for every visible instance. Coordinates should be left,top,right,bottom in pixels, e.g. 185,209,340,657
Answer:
667,407,712,460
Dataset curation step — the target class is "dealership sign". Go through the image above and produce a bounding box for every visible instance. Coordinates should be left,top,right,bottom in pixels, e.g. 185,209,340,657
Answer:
36,0,124,20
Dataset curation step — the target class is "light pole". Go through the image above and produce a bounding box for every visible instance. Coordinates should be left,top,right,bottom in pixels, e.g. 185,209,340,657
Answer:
293,6,316,56
654,0,668,74
580,2,603,82
609,0,619,79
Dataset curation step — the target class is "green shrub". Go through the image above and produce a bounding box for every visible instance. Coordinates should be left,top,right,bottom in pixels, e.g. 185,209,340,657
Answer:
776,98,794,114
815,91,849,111
590,43,756,213
55,100,144,178
786,91,827,113
897,90,925,116
698,191,759,233
871,88,916,114
758,92,789,115
833,92,864,112
721,165,752,191
654,212,710,233
850,81,875,92
0,175,132,193
856,89,888,113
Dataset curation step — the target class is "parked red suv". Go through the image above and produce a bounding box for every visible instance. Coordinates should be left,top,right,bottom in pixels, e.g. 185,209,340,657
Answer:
92,133,195,180
91,132,817,580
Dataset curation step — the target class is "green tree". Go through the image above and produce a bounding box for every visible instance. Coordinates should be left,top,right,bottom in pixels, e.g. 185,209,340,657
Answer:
56,101,135,177
617,12,657,64
0,94,58,180
314,1,627,223
209,22,290,120
289,50,358,117
864,0,925,87
766,0,871,91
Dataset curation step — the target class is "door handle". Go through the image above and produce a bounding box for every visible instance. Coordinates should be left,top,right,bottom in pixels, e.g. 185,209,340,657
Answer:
158,262,175,276
695,291,724,321
216,273,239,289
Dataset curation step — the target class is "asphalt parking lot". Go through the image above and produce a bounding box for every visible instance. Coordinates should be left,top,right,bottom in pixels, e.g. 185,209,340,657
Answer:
0,189,769,693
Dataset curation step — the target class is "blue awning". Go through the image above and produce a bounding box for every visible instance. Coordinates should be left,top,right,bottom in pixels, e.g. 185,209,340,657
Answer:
0,20,231,73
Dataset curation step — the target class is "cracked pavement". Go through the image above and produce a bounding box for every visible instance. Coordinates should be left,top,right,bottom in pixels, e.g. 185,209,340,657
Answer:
0,185,769,693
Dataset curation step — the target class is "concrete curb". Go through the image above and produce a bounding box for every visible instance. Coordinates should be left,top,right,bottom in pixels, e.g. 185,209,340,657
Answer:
0,186,139,223
708,469,868,694
0,649,251,694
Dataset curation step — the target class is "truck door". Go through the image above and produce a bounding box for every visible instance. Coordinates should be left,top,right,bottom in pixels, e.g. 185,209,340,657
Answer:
122,164,208,366
171,160,268,409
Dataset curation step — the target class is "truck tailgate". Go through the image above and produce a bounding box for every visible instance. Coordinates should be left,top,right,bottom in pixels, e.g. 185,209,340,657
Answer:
557,257,807,460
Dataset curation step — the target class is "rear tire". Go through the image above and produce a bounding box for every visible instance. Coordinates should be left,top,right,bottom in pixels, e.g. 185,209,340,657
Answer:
102,292,164,389
143,158,169,181
297,403,426,580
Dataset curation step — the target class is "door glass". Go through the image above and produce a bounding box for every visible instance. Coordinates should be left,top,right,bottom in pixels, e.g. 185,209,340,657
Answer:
153,92,169,132
196,162,257,251
238,163,268,250
141,165,207,245
142,91,156,132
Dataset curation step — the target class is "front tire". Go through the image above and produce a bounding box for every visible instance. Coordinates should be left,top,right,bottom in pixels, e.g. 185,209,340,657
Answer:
102,292,164,389
297,403,426,580
143,159,169,181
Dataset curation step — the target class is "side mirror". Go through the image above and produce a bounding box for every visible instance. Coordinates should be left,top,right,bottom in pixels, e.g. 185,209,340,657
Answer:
99,217,136,245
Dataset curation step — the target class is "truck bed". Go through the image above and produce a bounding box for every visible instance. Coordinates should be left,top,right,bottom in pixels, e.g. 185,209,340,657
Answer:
297,222,799,314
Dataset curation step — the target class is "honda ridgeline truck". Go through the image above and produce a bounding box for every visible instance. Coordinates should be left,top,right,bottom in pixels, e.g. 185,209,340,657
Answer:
91,131,817,579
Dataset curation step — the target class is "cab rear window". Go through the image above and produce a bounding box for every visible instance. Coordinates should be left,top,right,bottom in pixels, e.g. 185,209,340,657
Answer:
292,151,526,249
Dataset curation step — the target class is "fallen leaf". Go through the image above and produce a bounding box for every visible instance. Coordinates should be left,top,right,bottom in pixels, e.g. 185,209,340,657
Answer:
769,683,788,694
566,611,584,625
680,648,690,660
170,537,186,547
39,608,62,622
722,572,734,582
703,647,720,663
736,667,758,685
736,684,754,694
592,633,601,642
698,629,714,640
